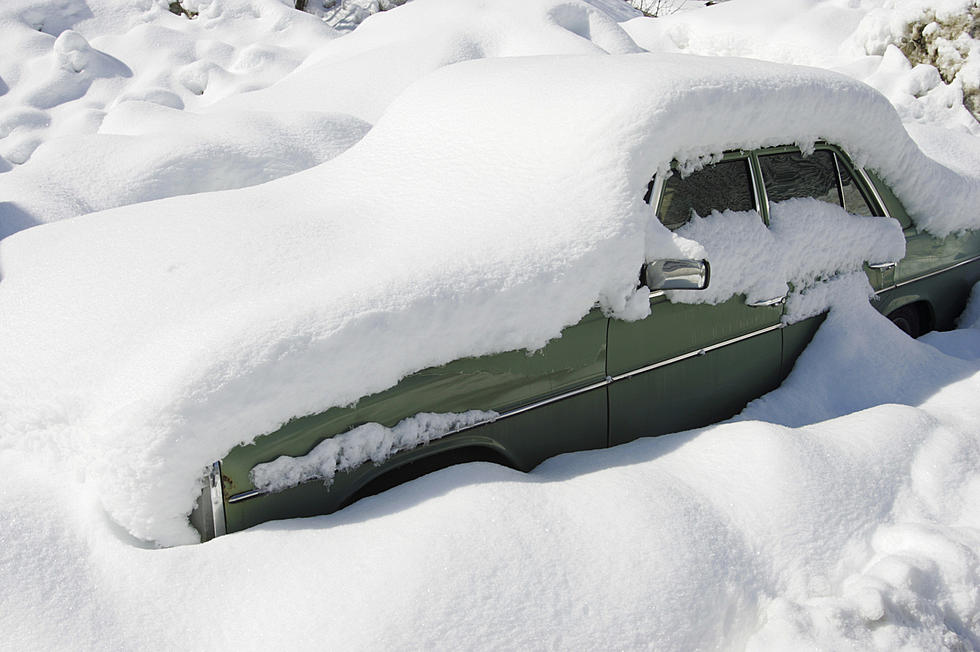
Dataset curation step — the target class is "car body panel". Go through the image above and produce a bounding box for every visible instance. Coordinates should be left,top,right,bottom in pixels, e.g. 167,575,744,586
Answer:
218,308,608,533
197,143,980,540
607,293,783,444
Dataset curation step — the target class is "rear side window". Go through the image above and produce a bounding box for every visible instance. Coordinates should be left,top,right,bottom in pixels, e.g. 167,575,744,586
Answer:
655,158,755,230
759,150,842,207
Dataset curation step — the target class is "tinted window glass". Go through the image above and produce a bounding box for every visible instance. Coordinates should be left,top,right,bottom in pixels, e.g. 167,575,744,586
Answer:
656,158,754,230
759,150,842,207
838,158,874,216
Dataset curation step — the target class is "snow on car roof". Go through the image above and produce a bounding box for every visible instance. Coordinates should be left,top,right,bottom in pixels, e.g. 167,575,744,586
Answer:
1,51,978,545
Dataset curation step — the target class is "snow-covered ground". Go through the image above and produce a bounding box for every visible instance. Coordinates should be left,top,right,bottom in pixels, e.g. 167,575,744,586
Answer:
1,0,979,649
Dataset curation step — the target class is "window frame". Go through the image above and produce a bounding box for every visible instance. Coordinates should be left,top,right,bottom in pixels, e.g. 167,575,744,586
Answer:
649,143,892,229
647,150,763,229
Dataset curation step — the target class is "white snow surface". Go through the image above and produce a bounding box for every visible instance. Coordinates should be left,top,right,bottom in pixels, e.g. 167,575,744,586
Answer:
666,198,906,320
2,0,980,648
4,51,978,547
3,287,980,650
622,0,980,136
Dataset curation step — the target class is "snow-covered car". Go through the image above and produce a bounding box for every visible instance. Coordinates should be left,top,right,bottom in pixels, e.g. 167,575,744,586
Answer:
194,103,980,540
7,46,978,547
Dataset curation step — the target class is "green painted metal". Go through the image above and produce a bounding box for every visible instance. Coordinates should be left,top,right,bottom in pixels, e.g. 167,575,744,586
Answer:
200,143,980,541
219,308,608,535
608,293,782,444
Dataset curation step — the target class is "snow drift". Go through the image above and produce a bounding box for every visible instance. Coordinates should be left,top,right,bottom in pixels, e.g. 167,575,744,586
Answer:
2,52,980,546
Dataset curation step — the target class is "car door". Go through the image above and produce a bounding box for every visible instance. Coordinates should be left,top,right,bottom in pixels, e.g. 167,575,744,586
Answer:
607,154,784,446
759,146,896,371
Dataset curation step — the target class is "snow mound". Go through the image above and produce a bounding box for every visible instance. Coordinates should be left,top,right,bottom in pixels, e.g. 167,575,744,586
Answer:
0,105,369,238
622,0,980,135
1,52,979,546
216,0,644,123
0,0,349,237
3,291,980,649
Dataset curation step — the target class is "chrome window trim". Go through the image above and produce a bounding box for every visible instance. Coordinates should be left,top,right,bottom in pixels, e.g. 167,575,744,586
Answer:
747,154,763,216
209,461,227,537
830,151,847,210
651,154,758,226
649,171,665,216
226,319,784,505
855,167,892,220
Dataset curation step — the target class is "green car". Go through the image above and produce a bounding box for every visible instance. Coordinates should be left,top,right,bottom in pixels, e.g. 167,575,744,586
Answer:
192,142,980,541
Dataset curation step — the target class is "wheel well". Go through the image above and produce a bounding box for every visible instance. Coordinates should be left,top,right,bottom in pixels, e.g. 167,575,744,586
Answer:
341,446,516,508
887,300,933,337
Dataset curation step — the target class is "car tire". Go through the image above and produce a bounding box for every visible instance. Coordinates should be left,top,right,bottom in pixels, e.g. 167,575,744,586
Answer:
888,305,922,338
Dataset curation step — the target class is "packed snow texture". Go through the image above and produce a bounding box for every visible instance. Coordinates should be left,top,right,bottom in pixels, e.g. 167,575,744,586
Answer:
665,198,906,321
251,410,498,492
2,286,980,650
4,50,978,546
622,0,980,135
308,0,641,32
0,0,363,238
2,0,980,647
216,0,644,122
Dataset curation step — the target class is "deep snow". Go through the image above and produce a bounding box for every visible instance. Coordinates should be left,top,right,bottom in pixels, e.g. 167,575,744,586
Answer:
1,0,980,649
2,288,979,650
5,50,980,547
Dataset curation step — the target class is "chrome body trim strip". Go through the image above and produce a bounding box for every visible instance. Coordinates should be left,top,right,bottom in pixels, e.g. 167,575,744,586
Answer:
891,254,980,290
610,322,784,383
209,461,226,537
229,319,787,504
488,377,612,420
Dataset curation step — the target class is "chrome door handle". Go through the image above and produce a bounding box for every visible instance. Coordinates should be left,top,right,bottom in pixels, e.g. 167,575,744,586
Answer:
747,296,786,307
867,261,897,270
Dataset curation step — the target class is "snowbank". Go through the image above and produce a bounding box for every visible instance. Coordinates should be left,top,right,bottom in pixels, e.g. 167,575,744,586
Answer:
0,0,351,237
621,0,980,136
3,51,979,546
2,285,979,650
216,0,644,122
2,0,980,647
0,106,369,237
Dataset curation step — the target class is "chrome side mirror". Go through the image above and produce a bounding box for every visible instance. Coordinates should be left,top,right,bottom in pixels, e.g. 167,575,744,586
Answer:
644,258,710,291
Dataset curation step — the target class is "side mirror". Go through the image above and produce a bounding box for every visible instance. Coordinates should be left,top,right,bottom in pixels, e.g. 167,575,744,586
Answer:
644,258,710,291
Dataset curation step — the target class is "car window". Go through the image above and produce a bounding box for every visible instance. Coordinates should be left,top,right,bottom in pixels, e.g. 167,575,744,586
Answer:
759,149,842,208
655,158,755,230
837,158,875,216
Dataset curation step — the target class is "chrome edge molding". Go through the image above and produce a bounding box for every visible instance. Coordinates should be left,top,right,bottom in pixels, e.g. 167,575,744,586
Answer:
891,253,980,291
748,157,763,216
228,321,784,504
856,167,892,220
650,171,665,217
611,322,784,383
209,461,227,537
